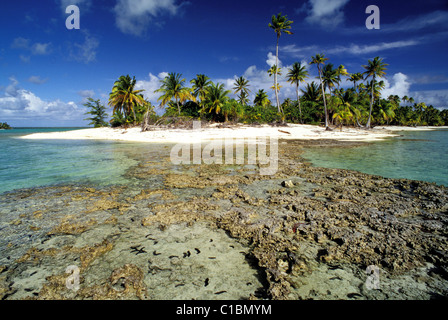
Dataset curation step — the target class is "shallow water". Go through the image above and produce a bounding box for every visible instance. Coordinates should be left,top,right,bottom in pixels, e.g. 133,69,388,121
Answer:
302,129,448,187
0,128,151,194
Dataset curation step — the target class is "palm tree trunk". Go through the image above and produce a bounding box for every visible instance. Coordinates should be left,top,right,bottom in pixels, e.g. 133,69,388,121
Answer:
275,35,281,113
318,69,328,128
354,109,363,127
132,105,136,124
296,85,302,124
366,76,375,128
176,98,181,116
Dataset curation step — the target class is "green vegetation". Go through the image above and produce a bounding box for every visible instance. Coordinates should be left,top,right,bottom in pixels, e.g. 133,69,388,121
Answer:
109,75,147,126
83,98,109,128
0,122,12,129
108,74,154,127
106,13,447,129
155,72,195,116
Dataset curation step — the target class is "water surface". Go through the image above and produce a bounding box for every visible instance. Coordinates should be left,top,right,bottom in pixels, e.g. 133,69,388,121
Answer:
0,128,142,194
303,129,448,186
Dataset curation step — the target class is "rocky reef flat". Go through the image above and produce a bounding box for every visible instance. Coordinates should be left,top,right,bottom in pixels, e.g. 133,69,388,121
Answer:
1,139,447,300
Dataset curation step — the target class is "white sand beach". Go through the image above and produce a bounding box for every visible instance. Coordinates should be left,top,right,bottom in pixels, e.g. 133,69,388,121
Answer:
18,124,447,143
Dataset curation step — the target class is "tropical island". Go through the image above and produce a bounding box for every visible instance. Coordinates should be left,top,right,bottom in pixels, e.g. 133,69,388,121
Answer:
3,11,448,302
102,54,448,131
27,51,448,143
73,14,447,139
72,13,445,133
27,50,448,144
0,122,12,130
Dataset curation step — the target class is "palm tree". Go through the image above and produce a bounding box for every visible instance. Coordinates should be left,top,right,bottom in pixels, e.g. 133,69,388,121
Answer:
347,72,363,90
190,74,211,109
269,13,293,113
378,102,396,125
335,65,349,89
233,76,251,106
332,104,353,131
109,75,145,123
254,89,270,108
301,81,321,102
362,56,388,128
322,64,338,96
337,88,363,127
237,91,250,106
388,95,401,108
203,82,230,120
287,62,309,123
322,64,340,124
267,65,282,78
155,72,195,115
233,76,250,101
310,53,330,129
221,99,244,123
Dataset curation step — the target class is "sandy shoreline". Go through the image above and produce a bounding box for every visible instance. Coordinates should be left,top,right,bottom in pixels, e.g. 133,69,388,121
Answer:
18,124,448,143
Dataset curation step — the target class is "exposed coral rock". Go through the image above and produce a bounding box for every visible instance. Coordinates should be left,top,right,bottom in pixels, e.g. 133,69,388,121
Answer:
1,138,447,300
282,180,294,188
47,217,98,236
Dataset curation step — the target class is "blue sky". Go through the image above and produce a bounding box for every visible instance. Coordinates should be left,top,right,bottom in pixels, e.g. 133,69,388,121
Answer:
1,0,447,126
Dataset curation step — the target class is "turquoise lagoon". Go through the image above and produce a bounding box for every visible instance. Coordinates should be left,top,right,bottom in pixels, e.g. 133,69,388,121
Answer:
1,127,447,195
302,128,448,187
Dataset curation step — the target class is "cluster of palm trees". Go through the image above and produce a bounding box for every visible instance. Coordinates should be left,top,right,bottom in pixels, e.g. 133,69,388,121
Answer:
0,122,12,129
106,58,446,128
105,13,446,129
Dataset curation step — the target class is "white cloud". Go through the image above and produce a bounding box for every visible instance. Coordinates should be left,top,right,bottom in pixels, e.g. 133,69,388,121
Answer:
304,0,350,28
69,32,99,64
266,52,280,68
282,40,419,58
5,76,20,96
11,37,52,59
19,55,30,63
135,72,168,106
31,43,52,55
27,76,48,84
0,78,83,123
113,0,185,36
381,10,448,33
209,52,316,105
11,37,30,49
212,57,309,104
411,90,448,109
380,72,448,109
329,40,419,55
381,72,411,99
77,90,95,104
78,90,94,98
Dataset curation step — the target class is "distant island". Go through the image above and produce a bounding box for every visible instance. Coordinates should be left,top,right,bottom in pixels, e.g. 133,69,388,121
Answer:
0,122,12,130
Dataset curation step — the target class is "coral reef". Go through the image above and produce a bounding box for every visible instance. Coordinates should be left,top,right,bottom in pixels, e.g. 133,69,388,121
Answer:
1,139,447,300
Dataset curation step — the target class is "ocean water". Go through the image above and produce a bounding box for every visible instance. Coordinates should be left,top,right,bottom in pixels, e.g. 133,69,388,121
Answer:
0,128,142,194
302,129,448,187
1,128,447,195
